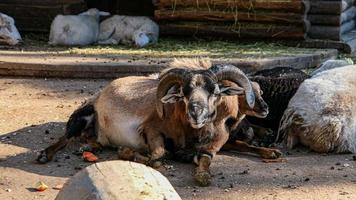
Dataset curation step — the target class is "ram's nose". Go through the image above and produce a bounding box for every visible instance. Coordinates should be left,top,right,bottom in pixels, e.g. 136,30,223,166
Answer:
188,103,204,119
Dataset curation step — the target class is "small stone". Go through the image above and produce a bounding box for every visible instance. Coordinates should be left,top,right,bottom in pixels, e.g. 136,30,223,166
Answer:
239,170,249,175
283,185,297,189
336,162,341,166
344,175,348,177
229,183,234,188
5,188,11,192
65,155,70,159
304,178,310,182
330,166,335,170
276,168,281,170
45,130,50,134
343,163,350,167
224,189,230,192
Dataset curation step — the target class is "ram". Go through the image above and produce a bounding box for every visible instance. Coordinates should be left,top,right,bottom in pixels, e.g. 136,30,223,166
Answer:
49,8,110,46
278,64,356,153
37,59,280,186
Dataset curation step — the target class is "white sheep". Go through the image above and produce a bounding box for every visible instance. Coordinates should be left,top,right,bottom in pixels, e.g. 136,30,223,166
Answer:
278,64,356,153
98,15,159,47
310,59,352,76
0,13,22,45
49,8,110,46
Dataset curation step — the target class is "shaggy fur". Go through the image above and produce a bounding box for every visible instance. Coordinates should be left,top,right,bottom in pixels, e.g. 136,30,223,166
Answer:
278,65,356,153
0,13,21,45
98,15,159,47
49,8,110,46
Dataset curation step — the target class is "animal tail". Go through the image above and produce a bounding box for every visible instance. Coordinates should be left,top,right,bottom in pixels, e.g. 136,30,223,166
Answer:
65,101,95,139
37,99,96,164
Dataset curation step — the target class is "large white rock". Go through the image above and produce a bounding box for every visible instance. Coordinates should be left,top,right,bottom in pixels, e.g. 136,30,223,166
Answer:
56,160,181,200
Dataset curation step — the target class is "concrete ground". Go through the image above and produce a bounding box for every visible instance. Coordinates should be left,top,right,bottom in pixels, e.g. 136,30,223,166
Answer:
0,77,355,200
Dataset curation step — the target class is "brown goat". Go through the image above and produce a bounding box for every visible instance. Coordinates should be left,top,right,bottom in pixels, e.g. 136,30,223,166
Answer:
37,58,280,186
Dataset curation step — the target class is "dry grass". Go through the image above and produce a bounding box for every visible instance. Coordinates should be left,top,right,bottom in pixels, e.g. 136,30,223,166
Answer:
3,34,326,60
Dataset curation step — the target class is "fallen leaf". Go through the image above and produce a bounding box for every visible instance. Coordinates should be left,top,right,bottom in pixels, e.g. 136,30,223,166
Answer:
52,184,63,190
35,181,48,192
82,151,98,162
262,158,287,163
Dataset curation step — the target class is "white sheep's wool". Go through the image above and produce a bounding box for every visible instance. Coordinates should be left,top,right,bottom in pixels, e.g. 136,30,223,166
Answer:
279,64,356,153
98,15,159,47
0,13,22,45
48,8,109,46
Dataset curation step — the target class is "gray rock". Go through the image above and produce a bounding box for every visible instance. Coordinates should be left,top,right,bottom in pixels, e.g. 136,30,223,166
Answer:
56,160,181,200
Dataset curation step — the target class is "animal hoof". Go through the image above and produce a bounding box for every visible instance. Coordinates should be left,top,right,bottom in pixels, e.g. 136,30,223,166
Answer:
194,171,211,187
149,160,163,169
262,149,282,159
36,151,49,164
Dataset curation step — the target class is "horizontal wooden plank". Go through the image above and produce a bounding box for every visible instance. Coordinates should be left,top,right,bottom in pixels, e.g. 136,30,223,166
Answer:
307,6,356,25
0,49,338,78
309,0,354,14
159,22,307,39
155,9,306,24
308,20,356,40
0,0,84,5
155,0,308,13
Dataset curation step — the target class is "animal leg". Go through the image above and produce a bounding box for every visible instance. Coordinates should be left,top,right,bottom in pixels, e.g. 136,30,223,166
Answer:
97,38,119,45
194,123,229,186
144,129,166,168
117,146,150,164
37,136,69,163
37,104,95,163
286,135,299,150
223,140,282,159
194,154,212,187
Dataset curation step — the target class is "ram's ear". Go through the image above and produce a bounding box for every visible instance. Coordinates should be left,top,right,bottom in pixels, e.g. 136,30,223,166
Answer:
219,84,245,96
160,85,184,103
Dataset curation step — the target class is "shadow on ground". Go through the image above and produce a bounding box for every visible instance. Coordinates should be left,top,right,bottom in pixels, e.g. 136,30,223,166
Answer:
1,122,355,192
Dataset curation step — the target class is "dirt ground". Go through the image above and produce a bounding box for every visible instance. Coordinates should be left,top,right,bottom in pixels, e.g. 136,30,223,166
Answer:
0,77,356,200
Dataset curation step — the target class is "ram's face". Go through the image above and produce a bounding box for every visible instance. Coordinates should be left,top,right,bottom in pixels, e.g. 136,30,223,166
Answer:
0,14,21,45
161,72,245,129
181,74,221,129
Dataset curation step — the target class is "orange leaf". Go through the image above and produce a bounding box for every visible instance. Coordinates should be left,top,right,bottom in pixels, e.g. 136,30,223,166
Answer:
82,151,98,162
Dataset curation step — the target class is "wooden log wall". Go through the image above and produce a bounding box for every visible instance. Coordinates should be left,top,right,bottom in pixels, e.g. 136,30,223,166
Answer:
307,0,356,41
154,0,310,39
0,0,86,32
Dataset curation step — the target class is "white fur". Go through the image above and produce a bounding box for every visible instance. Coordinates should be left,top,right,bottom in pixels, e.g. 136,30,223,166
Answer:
311,59,352,76
98,15,159,47
49,8,110,46
278,65,356,153
96,113,146,150
0,13,21,45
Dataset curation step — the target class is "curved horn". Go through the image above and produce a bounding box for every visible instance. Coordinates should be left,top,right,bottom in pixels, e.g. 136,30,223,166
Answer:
210,64,255,108
156,68,191,119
